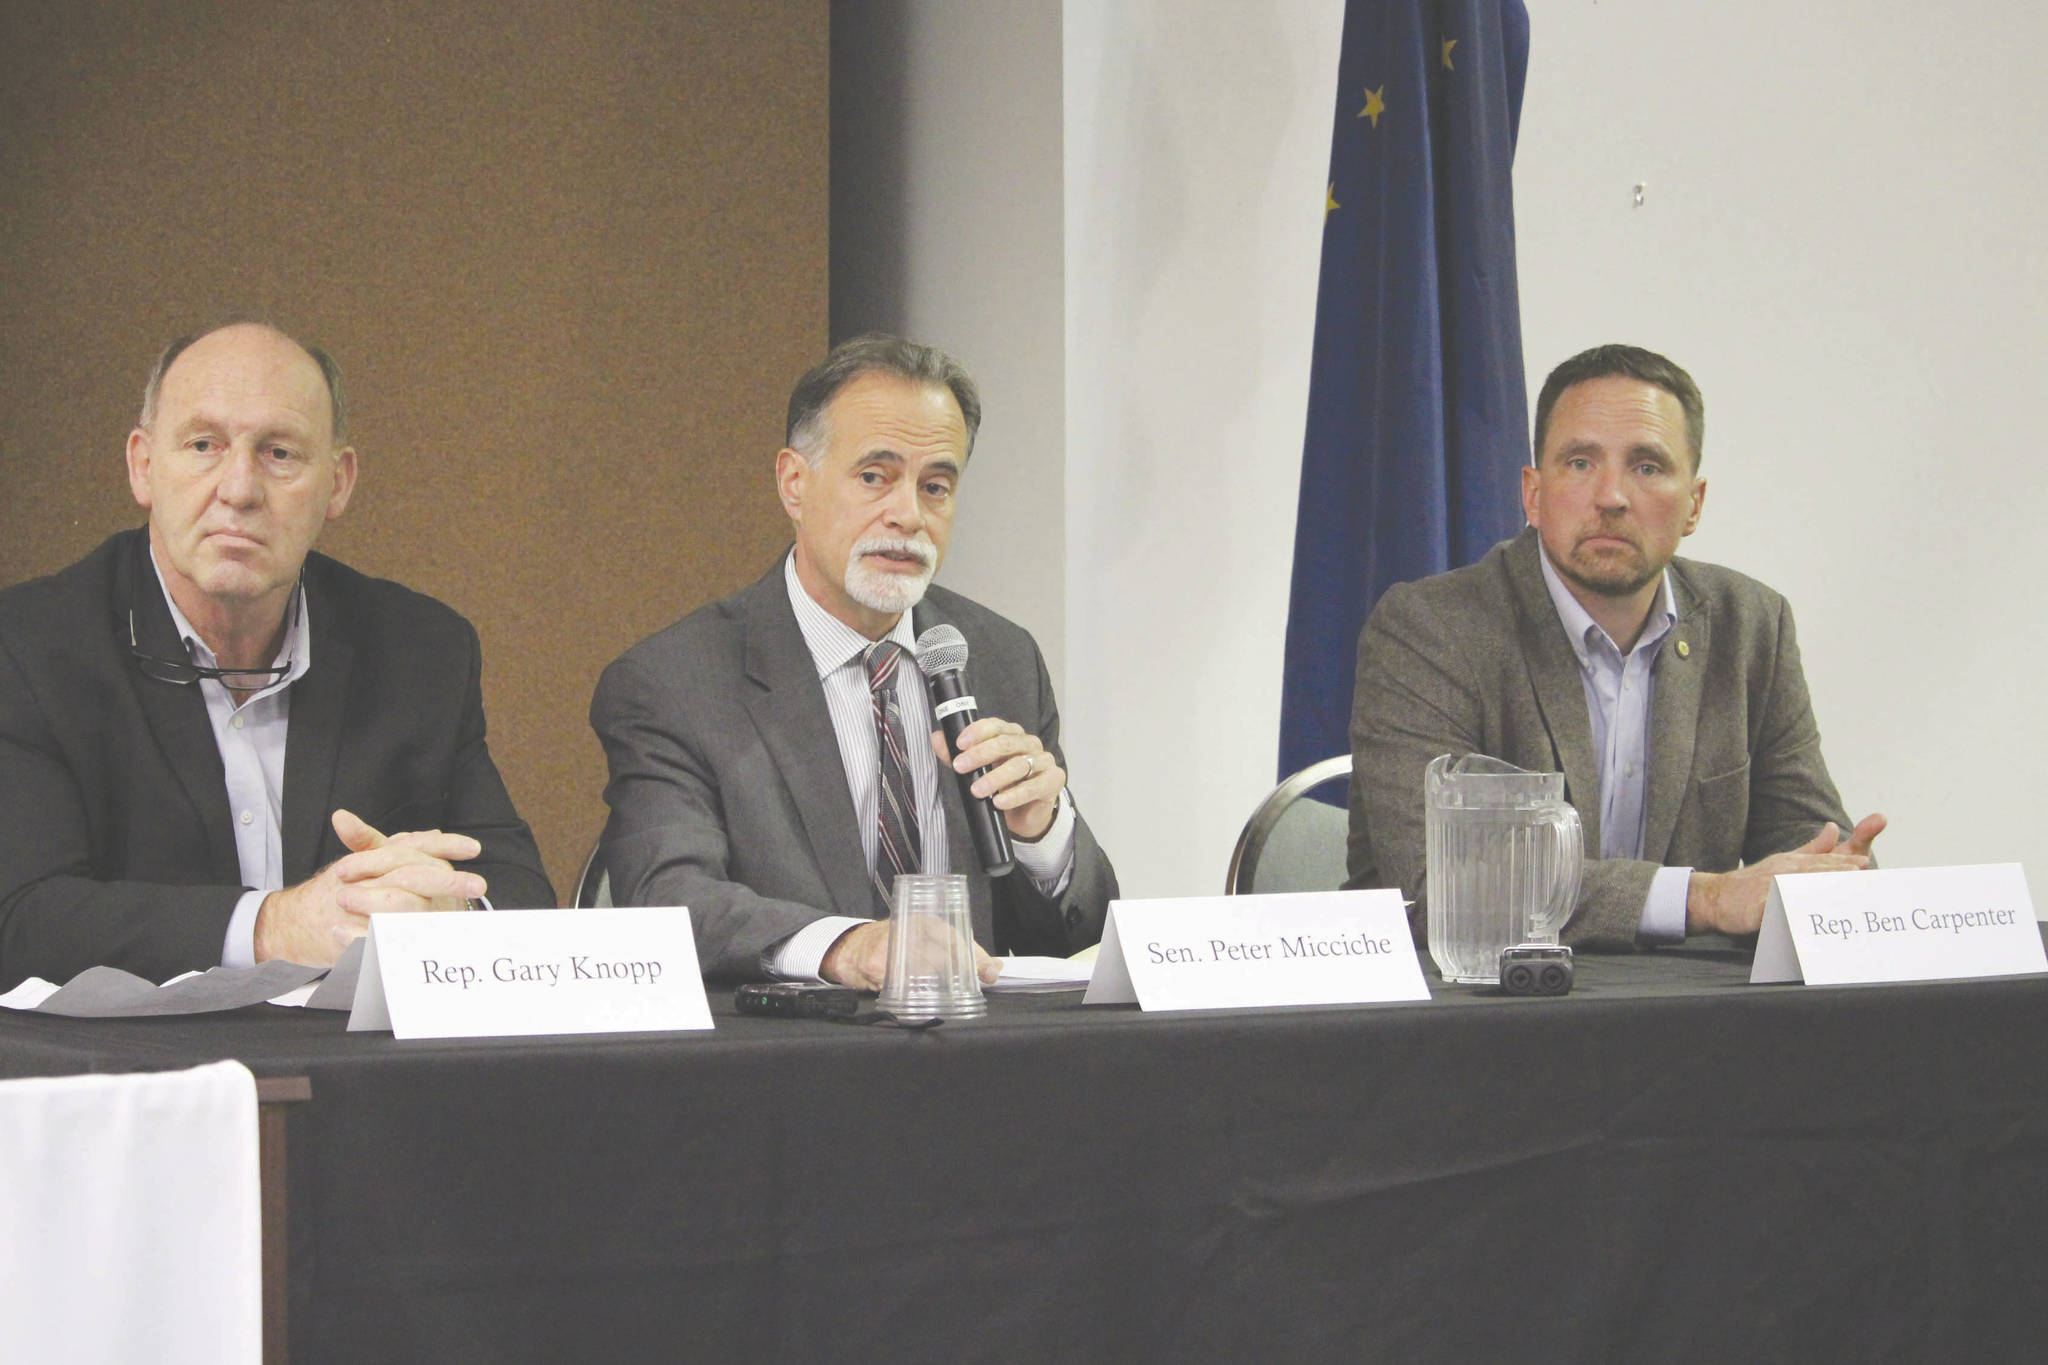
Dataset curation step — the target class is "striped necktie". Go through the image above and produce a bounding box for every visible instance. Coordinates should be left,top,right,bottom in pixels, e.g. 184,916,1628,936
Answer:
865,640,923,915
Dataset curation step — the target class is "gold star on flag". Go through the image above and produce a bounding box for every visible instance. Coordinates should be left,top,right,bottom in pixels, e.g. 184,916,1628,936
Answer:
1441,37,1457,70
1326,181,1339,215
1359,86,1385,127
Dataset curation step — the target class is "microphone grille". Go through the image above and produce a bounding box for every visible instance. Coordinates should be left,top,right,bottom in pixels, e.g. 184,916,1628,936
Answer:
913,624,969,676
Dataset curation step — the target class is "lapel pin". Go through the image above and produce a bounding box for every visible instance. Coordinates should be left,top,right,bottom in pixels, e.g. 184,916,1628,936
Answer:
1675,640,1691,658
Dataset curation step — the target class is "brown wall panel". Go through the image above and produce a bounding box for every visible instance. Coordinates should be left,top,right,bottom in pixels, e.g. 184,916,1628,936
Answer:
0,1,828,900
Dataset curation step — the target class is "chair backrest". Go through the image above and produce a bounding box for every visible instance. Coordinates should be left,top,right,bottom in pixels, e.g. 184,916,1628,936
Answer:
1225,753,1353,895
575,840,613,908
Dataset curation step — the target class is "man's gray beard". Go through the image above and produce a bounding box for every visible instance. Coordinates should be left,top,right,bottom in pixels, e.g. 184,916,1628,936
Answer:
843,537,936,615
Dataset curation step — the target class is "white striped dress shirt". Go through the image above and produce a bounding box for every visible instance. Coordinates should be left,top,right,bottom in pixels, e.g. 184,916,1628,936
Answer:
768,553,1075,979
784,555,950,883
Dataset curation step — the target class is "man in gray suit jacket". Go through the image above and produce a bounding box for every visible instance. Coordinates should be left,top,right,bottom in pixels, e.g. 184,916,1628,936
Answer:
592,336,1116,982
1348,344,1883,949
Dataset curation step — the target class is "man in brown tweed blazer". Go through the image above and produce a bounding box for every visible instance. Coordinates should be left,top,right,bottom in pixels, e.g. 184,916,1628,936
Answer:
1347,344,1885,950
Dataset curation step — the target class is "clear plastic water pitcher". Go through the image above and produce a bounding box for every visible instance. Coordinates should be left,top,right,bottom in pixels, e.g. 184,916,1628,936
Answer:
1424,753,1584,984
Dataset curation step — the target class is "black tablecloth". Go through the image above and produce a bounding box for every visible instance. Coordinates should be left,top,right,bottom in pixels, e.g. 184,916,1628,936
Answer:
5,942,2047,1363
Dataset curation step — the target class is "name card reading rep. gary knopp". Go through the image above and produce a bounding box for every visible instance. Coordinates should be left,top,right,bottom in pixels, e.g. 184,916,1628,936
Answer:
1082,889,1427,1011
1752,863,2043,986
348,907,712,1038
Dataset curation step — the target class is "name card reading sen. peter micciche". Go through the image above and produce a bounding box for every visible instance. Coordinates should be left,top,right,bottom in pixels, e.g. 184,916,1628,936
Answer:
1752,863,2043,986
1083,889,1427,1011
348,907,713,1038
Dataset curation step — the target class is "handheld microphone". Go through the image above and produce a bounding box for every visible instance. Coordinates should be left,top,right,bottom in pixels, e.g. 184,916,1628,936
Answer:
913,624,1014,877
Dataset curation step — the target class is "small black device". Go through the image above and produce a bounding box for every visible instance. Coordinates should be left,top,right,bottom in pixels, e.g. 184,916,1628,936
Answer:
734,983,862,1019
1499,944,1574,997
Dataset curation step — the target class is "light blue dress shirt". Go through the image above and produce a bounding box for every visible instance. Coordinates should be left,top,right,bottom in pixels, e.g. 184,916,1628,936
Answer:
150,554,311,967
1535,551,1693,943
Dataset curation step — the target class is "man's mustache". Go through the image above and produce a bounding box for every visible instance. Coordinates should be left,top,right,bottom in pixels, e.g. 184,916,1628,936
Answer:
853,536,936,568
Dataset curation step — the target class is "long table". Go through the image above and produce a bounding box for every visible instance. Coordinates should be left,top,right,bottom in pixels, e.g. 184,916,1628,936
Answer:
5,941,2047,1363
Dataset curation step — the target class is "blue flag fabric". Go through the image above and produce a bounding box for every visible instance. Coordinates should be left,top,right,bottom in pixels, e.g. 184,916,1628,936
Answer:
1278,0,1532,783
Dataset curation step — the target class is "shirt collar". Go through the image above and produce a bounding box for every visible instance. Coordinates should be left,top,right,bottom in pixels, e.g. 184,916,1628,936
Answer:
1536,542,1677,667
149,548,313,699
783,551,916,679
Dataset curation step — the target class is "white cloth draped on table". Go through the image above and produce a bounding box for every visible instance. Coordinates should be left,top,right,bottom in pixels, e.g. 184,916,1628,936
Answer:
0,1059,261,1364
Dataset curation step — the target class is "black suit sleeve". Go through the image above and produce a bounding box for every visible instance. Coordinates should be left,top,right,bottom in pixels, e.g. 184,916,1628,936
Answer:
0,597,551,992
0,639,243,989
429,619,554,910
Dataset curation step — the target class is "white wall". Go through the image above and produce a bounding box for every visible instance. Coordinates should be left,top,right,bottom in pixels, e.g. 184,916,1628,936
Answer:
831,0,1069,681
1514,1,2048,900
845,0,2048,907
1063,1,1345,897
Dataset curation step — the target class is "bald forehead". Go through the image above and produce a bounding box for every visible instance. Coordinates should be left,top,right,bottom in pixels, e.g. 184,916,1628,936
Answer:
165,324,324,388
157,325,338,442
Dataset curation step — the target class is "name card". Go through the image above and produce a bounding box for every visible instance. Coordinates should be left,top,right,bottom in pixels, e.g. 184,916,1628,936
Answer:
1751,863,2044,986
1082,890,1427,1011
347,907,713,1038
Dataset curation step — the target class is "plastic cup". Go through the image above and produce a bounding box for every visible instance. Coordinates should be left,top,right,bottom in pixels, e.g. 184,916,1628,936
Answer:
875,873,986,1021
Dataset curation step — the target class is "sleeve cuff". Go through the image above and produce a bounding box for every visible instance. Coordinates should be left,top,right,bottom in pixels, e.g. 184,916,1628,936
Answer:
1009,788,1076,897
765,915,872,982
1638,865,1693,945
223,888,271,968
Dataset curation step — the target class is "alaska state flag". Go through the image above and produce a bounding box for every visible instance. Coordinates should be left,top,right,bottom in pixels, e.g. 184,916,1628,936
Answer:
1277,0,1532,782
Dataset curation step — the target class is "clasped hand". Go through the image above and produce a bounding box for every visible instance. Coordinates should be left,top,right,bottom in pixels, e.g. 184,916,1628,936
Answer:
1686,813,1887,936
253,808,487,966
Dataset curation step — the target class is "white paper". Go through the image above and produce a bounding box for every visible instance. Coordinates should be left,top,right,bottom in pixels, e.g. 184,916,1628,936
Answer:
348,906,713,1038
1752,863,2043,986
0,978,60,1010
1082,911,1138,1004
1083,890,1428,1011
986,955,1093,993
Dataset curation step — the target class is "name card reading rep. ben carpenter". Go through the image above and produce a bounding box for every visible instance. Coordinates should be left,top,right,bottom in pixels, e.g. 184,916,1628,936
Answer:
1752,863,2044,986
1083,889,1427,1011
348,907,712,1038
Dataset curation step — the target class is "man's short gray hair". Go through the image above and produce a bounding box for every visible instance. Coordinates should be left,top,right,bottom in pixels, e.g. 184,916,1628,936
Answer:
784,333,981,466
137,321,349,442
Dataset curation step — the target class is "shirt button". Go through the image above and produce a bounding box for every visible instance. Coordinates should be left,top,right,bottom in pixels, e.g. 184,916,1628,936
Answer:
232,714,246,730
239,810,254,826
1626,764,1639,778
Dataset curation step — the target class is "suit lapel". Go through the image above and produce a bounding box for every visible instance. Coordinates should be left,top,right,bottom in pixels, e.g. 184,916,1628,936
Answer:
741,570,875,920
281,565,353,880
1642,567,1708,862
118,535,241,879
1505,533,1605,854
913,601,996,947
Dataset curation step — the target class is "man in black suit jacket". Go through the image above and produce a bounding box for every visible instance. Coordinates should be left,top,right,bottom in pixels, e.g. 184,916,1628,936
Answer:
592,336,1116,983
0,323,551,990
